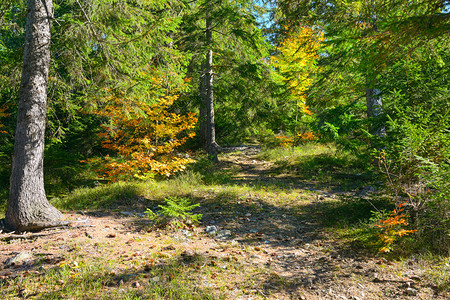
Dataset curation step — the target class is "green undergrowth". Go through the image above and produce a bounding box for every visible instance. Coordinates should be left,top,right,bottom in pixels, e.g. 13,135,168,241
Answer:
54,174,310,213
0,251,267,299
54,181,150,210
257,142,333,161
258,143,374,191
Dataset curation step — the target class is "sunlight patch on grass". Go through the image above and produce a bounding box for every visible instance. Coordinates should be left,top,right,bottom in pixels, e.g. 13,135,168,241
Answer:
257,142,334,162
54,181,149,210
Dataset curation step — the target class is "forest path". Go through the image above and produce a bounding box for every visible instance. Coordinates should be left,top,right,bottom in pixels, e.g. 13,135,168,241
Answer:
0,146,446,299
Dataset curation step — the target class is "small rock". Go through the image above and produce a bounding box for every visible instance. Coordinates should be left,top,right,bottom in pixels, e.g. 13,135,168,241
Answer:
4,251,33,266
404,287,418,296
372,273,382,283
216,230,232,240
132,281,141,288
120,211,135,217
205,226,217,235
249,229,259,233
251,255,262,259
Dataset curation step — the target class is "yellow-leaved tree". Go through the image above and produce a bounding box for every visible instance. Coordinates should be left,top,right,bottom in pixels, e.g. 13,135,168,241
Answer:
271,26,324,142
87,87,197,182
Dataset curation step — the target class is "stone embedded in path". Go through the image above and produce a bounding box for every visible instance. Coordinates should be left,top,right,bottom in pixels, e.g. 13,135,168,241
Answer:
216,230,232,240
404,287,418,296
205,225,217,235
120,211,135,217
4,251,33,266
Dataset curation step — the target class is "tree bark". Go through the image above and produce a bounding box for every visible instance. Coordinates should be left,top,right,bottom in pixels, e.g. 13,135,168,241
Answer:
366,86,385,135
200,16,220,161
5,0,63,231
366,87,382,117
365,7,385,137
199,61,208,150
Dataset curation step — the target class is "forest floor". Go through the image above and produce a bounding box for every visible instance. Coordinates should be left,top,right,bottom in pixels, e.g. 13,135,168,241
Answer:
0,145,449,299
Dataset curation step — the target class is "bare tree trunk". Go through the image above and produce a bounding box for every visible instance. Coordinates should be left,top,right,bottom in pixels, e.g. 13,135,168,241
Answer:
200,16,220,161
6,0,63,231
366,87,382,112
199,61,208,150
365,6,385,137
366,84,385,137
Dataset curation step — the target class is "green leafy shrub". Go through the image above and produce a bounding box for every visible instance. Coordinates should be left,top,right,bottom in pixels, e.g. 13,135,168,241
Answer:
417,162,450,252
145,197,202,230
379,103,450,253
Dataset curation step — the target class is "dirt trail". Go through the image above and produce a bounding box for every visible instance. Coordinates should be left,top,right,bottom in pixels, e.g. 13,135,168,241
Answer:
0,148,447,299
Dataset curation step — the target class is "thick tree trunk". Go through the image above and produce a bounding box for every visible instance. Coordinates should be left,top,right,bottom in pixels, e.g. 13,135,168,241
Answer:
200,17,220,161
5,0,63,231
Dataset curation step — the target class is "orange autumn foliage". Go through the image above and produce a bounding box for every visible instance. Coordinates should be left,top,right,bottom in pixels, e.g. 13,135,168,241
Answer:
297,131,317,141
275,135,294,148
275,132,318,148
0,106,9,134
87,92,197,181
375,202,417,253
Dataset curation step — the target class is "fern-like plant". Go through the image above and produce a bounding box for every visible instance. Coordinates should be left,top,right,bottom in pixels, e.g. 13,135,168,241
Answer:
145,197,202,229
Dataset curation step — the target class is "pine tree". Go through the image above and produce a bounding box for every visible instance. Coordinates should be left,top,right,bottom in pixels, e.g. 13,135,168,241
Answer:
6,0,64,231
177,0,268,159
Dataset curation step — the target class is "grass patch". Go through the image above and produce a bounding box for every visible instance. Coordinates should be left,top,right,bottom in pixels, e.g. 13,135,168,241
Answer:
260,143,374,191
303,195,397,253
54,181,149,211
0,251,268,299
257,142,333,162
312,196,394,227
417,255,450,292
